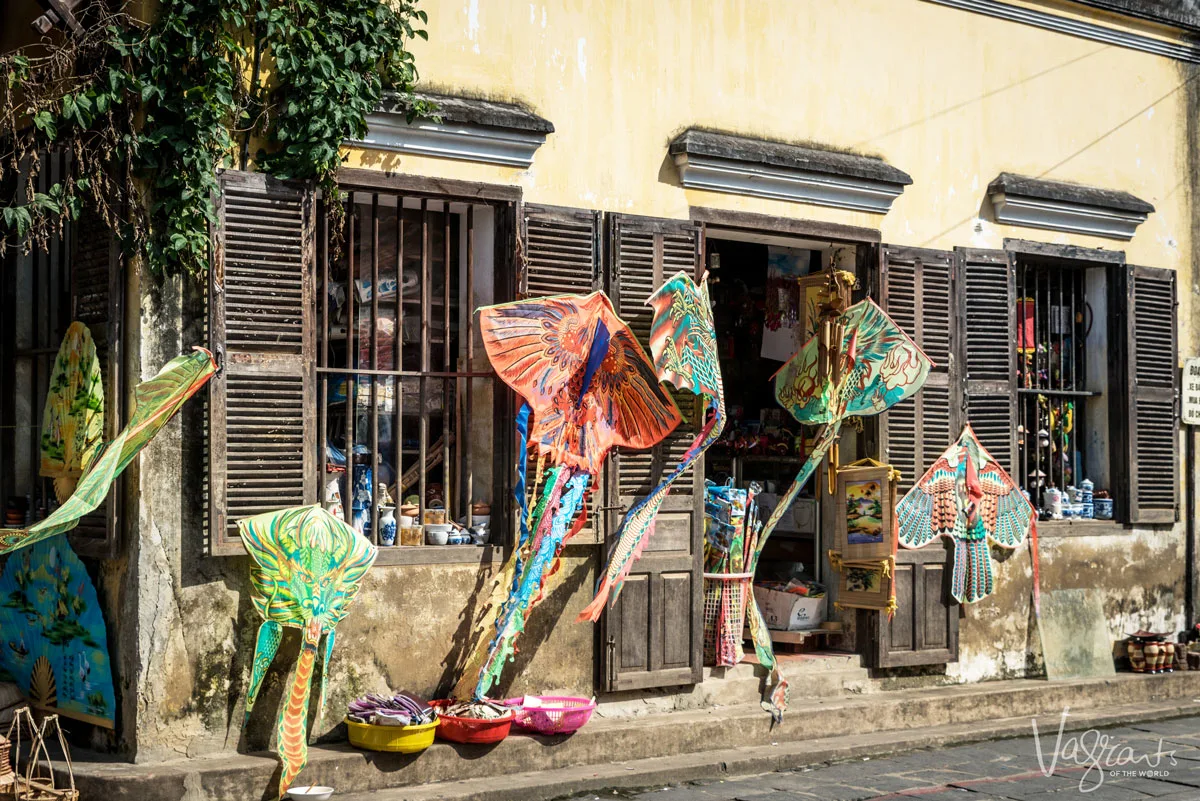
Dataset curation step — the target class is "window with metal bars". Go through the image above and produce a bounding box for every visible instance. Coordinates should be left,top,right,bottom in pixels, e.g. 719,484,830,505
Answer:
1014,259,1108,513
316,192,508,548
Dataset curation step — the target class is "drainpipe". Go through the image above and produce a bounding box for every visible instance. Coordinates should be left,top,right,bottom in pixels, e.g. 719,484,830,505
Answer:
1188,428,1197,629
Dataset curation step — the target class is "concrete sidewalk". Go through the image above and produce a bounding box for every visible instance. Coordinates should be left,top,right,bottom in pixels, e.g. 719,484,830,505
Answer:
333,697,1200,801
59,673,1200,801
600,714,1200,801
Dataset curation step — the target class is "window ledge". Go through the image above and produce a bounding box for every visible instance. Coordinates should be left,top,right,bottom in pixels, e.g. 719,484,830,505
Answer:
1038,519,1130,538
373,544,508,566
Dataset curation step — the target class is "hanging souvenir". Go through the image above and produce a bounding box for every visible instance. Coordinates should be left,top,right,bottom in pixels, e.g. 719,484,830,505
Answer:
0,349,217,555
832,555,896,613
895,425,1039,607
456,291,680,700
239,505,377,798
579,271,724,622
748,291,931,718
0,536,116,727
39,322,105,504
833,460,899,562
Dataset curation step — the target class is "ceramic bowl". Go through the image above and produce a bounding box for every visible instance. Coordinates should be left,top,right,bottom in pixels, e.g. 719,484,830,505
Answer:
287,787,334,801
425,523,452,545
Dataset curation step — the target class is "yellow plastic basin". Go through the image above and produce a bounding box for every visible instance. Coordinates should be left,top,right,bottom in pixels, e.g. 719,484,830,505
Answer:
345,717,438,753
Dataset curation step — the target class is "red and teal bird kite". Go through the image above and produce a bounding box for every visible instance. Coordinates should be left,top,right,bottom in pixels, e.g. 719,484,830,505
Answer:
896,425,1039,607
579,271,724,622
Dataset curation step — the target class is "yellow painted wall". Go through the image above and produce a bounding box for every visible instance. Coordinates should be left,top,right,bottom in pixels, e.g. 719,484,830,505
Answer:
348,0,1191,291
344,0,1200,683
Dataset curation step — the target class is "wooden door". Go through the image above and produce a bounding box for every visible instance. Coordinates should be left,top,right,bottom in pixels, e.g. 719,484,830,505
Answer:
871,244,961,668
601,213,705,692
870,542,959,667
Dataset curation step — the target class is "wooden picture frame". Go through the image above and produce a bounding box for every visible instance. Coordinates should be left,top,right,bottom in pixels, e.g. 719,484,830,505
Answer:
796,272,830,346
834,464,896,561
837,558,894,611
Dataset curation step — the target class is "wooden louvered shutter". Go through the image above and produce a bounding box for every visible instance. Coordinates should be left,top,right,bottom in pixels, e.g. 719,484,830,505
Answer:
521,204,603,545
69,207,122,558
602,213,703,692
1123,265,1179,524
208,170,317,555
874,245,960,669
956,248,1017,474
878,246,960,494
522,204,600,296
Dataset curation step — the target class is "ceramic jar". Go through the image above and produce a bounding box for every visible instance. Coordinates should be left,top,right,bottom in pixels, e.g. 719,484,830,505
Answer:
1145,641,1161,672
1128,640,1146,672
379,507,397,546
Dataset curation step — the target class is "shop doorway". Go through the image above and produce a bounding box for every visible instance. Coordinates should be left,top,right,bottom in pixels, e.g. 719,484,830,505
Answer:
702,230,862,623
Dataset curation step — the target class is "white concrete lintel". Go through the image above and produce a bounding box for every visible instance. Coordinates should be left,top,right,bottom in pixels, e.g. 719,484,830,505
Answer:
352,114,547,168
990,191,1148,240
673,153,907,214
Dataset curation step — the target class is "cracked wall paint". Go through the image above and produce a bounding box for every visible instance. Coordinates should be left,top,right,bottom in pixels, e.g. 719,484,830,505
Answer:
949,527,1187,684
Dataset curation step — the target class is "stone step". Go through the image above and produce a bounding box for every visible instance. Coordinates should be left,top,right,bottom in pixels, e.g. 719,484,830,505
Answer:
60,672,1200,801
597,662,874,719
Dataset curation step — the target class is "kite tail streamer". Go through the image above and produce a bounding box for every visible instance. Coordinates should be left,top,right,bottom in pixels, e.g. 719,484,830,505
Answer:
277,623,320,799
1030,520,1041,619
476,470,590,699
752,422,840,565
747,590,788,722
739,423,838,721
0,348,216,554
578,401,723,623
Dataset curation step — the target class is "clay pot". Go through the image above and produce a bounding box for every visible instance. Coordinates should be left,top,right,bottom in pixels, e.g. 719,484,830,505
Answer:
1164,642,1176,673
1128,641,1145,672
1145,642,1161,673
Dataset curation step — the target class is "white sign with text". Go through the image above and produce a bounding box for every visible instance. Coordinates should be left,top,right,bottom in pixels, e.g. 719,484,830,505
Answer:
1183,357,1200,426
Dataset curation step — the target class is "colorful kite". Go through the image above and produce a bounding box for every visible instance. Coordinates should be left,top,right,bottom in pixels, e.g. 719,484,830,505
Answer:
0,348,217,555
464,291,680,699
896,425,1039,607
0,535,116,728
39,322,105,504
239,505,377,798
751,297,933,718
579,271,725,622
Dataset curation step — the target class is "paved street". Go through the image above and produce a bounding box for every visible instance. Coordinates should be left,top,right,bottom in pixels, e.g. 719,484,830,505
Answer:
610,716,1200,801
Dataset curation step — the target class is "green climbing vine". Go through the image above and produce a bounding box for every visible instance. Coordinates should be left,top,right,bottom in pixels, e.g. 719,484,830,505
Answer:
1,0,429,277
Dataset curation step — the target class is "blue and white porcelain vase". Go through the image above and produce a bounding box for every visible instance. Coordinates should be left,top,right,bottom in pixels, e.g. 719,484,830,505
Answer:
379,506,397,546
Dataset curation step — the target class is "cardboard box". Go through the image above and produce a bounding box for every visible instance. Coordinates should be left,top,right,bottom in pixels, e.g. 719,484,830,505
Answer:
753,585,827,631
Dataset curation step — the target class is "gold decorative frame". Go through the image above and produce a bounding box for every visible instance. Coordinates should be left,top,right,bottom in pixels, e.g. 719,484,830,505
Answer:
836,557,895,612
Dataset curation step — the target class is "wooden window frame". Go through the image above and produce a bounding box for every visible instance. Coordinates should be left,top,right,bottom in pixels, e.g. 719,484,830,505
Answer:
209,168,520,564
318,184,518,567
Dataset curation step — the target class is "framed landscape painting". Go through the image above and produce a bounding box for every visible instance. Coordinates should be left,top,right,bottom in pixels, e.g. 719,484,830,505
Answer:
834,464,895,561
836,558,894,612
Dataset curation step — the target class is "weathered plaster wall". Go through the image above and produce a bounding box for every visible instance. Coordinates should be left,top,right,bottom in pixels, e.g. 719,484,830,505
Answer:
950,528,1188,683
